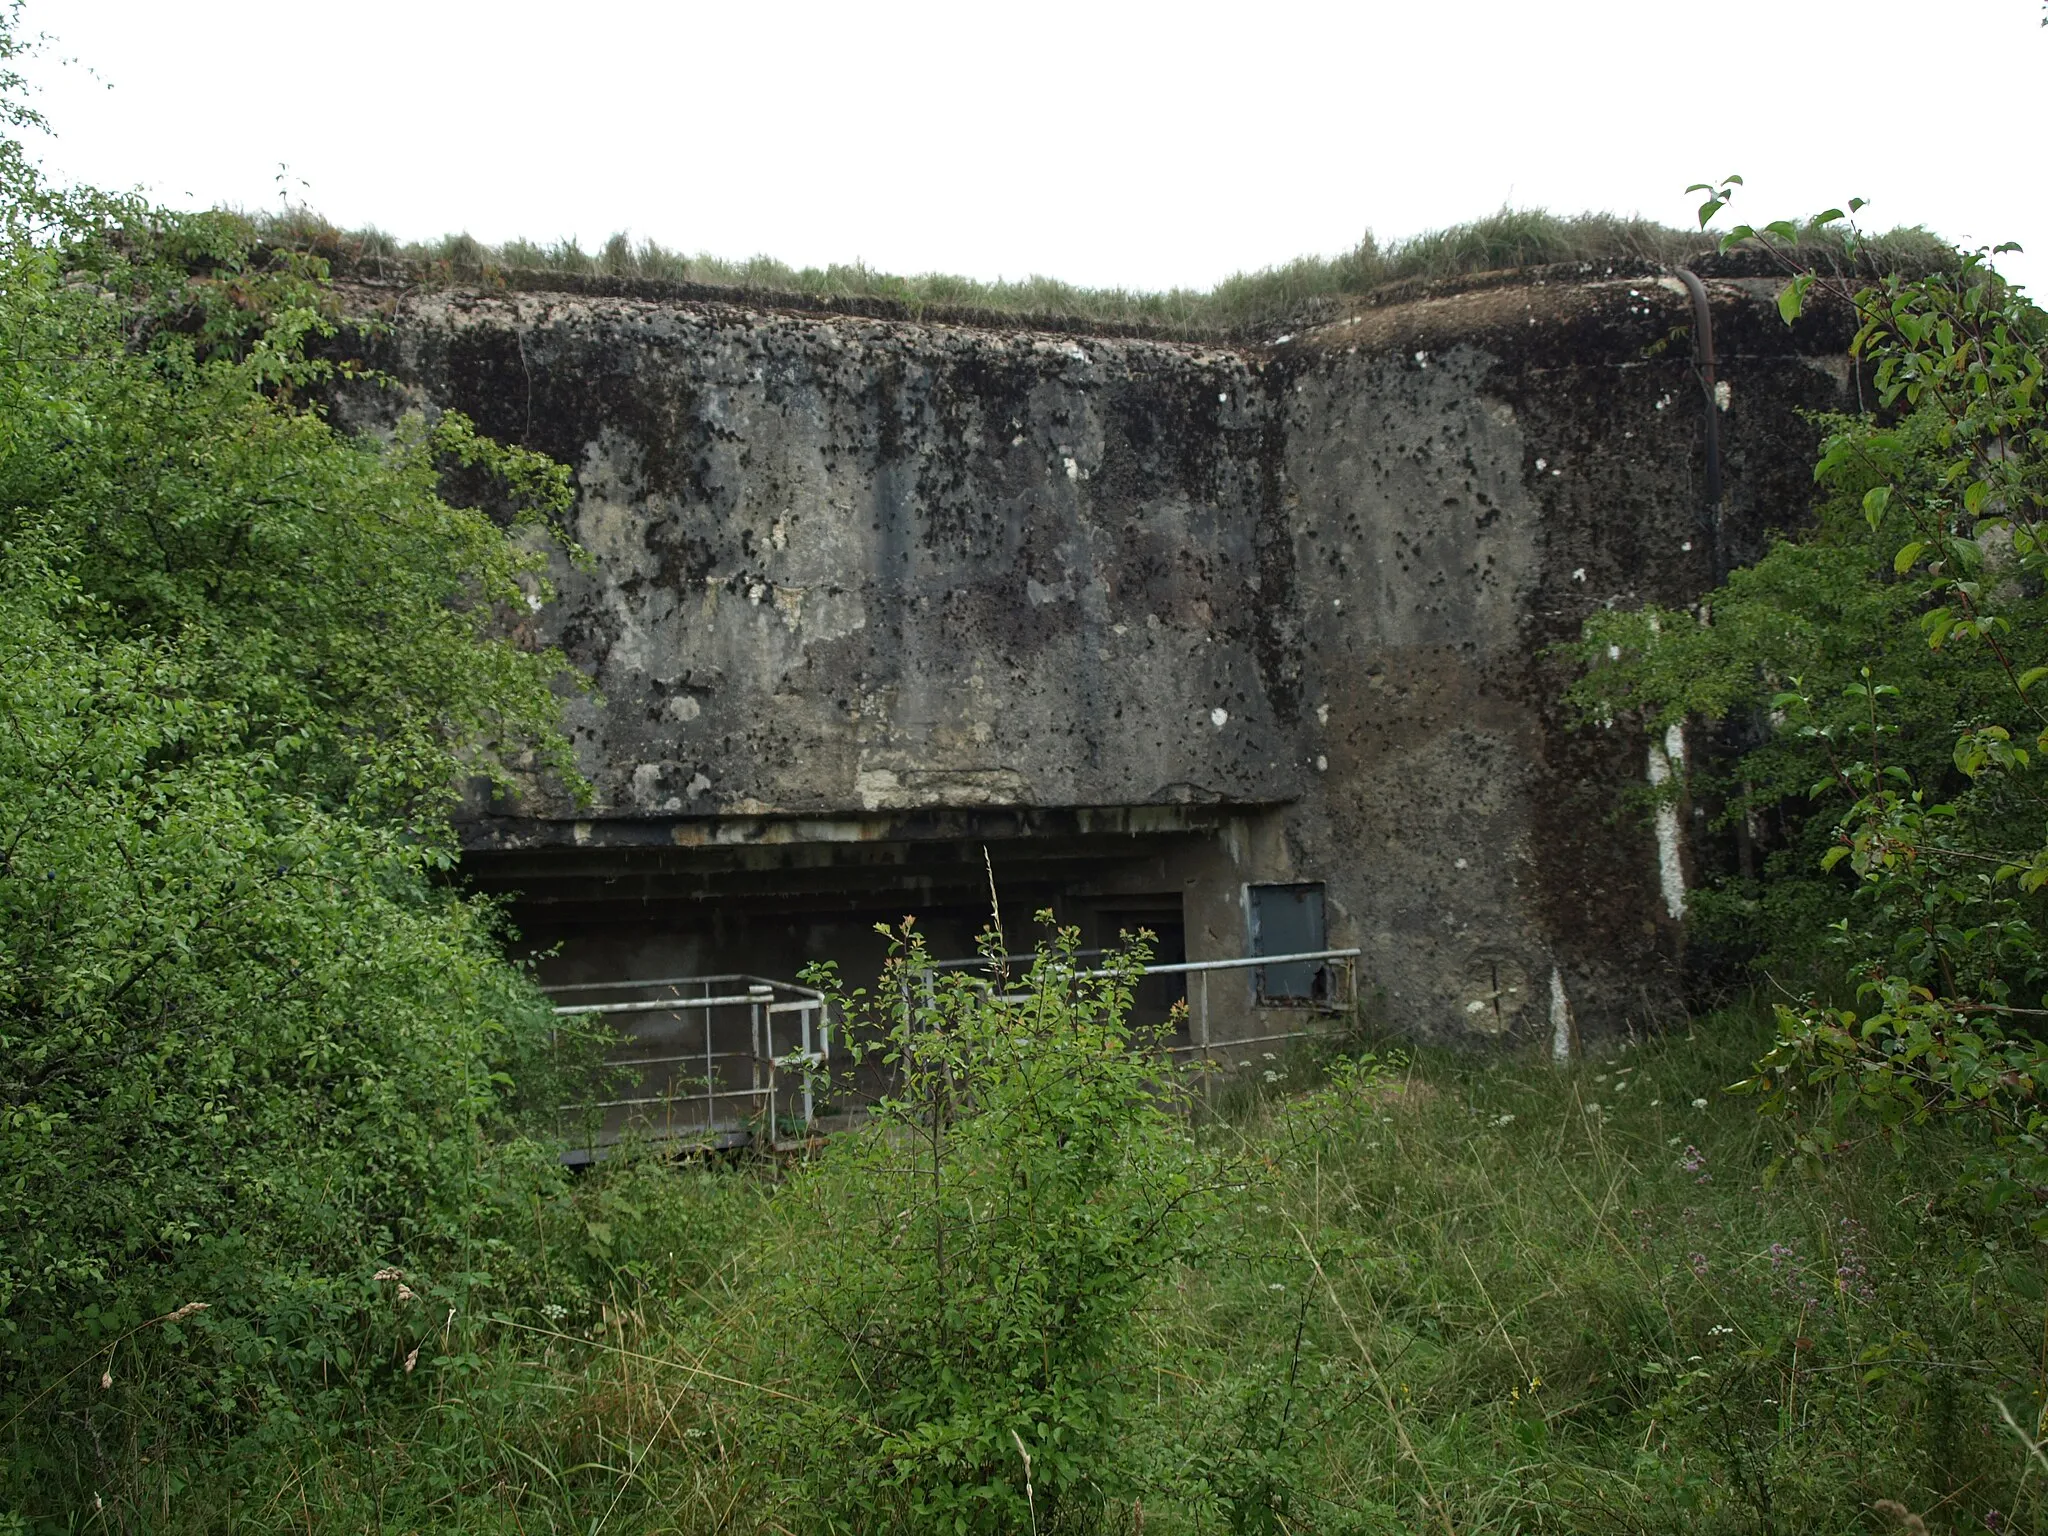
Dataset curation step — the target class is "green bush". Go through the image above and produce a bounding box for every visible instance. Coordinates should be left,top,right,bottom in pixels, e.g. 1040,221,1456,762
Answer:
1569,193,2048,1231
752,919,1232,1533
0,28,595,1502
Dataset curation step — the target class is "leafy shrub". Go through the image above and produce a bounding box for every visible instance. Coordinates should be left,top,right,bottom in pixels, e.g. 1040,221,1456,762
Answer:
0,34,593,1500
751,918,1231,1533
1569,189,2048,1231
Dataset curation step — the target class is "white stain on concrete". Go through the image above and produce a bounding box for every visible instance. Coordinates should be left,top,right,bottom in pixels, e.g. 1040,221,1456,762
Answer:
1646,722,1688,920
1210,707,1229,728
1550,966,1575,1063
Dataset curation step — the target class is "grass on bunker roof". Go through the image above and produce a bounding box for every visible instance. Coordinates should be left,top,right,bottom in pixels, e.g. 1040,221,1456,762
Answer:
60,1005,2048,1534
255,204,1956,340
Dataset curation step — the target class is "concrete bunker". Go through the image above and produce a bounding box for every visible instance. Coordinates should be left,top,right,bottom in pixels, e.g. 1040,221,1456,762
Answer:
337,261,1860,1144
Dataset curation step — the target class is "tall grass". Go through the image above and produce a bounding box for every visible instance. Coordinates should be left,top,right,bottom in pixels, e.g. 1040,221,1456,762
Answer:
249,206,1957,340
15,1010,2039,1533
1168,1018,2044,1533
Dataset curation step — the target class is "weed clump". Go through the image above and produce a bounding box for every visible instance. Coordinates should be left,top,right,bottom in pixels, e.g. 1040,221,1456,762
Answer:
743,918,1231,1532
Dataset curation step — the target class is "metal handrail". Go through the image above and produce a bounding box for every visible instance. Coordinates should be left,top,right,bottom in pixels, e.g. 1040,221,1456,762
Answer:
549,948,1363,1153
547,973,831,1147
543,972,825,1000
924,947,1358,978
924,948,1113,973
930,948,1361,1093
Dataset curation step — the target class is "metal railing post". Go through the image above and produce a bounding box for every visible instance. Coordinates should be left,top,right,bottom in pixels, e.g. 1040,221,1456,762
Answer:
703,979,715,1132
802,1001,817,1129
749,982,773,1139
751,992,764,1135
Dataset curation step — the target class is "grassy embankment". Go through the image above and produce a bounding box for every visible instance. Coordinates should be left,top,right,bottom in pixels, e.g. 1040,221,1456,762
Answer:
69,1008,2046,1536
264,207,1956,339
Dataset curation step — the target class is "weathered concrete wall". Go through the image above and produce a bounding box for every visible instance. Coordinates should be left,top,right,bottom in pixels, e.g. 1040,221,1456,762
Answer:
347,298,1302,817
340,268,1853,1044
1270,277,1850,1038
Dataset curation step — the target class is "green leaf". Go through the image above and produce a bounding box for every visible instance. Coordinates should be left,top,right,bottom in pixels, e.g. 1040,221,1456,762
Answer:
1893,541,1926,575
1863,486,1892,528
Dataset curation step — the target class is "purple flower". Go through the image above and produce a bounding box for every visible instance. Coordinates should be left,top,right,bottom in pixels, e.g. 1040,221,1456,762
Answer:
1834,1218,1876,1303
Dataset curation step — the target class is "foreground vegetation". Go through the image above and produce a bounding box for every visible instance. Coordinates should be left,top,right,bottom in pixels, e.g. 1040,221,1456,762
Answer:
1572,181,2048,1241
12,1002,2045,1534
0,13,597,1518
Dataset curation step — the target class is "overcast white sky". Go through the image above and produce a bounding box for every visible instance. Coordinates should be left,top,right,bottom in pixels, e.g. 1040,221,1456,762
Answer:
19,0,2045,299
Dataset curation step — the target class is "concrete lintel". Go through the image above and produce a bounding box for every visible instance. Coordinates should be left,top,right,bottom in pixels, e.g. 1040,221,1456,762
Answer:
458,800,1290,854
